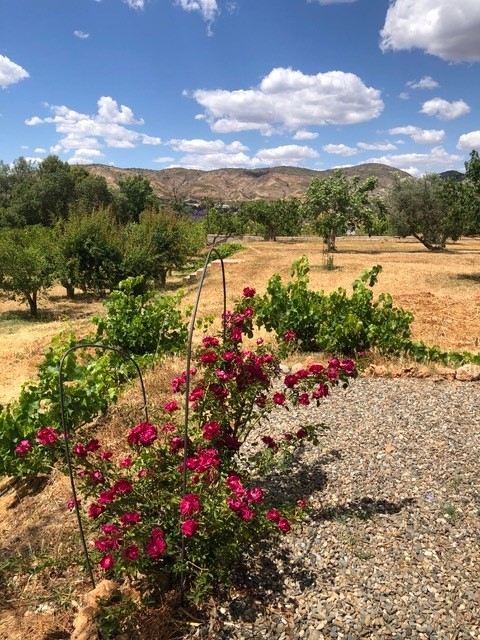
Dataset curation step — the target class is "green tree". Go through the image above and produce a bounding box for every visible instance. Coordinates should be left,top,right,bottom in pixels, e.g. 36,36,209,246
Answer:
387,174,467,250
117,174,157,223
302,170,378,251
123,209,205,286
464,149,480,234
0,225,56,315
240,198,303,240
55,209,124,296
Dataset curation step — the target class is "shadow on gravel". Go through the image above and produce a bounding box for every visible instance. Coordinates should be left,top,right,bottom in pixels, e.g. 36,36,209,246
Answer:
456,273,480,283
317,495,416,522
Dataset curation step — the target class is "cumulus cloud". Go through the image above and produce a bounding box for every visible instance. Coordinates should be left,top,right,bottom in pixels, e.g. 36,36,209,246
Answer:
34,148,47,153
388,125,445,144
398,92,410,100
191,67,383,135
367,146,462,175
323,143,357,156
457,130,480,151
153,156,176,164
380,0,480,62
0,55,29,88
293,130,319,140
165,138,318,170
357,141,397,151
73,30,89,39
420,98,470,120
25,96,159,161
406,76,439,90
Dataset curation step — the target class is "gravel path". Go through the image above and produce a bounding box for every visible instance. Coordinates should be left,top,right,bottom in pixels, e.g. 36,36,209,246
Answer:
188,377,480,640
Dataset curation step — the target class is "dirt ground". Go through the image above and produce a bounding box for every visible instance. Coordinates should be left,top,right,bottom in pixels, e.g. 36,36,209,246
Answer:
0,236,480,640
1,236,479,405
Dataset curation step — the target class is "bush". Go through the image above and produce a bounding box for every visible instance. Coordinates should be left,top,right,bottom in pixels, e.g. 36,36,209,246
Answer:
253,257,413,356
40,294,356,601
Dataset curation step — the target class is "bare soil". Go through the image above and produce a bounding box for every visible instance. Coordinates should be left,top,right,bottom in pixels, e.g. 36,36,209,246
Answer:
1,236,479,640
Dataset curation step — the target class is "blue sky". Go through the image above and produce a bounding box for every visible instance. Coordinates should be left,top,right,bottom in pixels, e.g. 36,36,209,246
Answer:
1,0,479,176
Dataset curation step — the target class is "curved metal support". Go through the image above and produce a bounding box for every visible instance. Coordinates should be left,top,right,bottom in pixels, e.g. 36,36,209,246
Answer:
58,343,148,589
180,246,227,593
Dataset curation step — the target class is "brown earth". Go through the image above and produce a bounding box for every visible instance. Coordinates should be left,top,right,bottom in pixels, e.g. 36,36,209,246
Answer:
1,236,480,640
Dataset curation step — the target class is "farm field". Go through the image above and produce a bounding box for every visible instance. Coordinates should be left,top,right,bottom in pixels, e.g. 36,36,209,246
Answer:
1,235,479,406
1,235,480,640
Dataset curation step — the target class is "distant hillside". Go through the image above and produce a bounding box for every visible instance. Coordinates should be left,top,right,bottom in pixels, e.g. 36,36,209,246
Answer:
86,163,411,203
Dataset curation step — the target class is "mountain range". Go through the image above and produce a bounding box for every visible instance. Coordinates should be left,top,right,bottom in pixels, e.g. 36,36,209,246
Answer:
86,163,413,204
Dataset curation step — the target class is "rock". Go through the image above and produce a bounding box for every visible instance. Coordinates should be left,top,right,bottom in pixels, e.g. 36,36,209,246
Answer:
455,364,480,381
71,580,119,640
434,366,456,380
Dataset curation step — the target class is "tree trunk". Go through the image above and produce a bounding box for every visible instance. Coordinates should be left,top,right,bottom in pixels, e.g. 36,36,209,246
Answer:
26,291,38,317
64,283,75,299
327,228,337,252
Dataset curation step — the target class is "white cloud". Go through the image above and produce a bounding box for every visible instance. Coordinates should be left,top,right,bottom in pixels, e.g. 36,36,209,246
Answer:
380,0,480,63
293,130,319,140
25,96,159,161
124,0,145,8
68,148,105,165
357,141,397,151
191,67,383,135
175,0,219,33
0,55,29,88
34,147,46,153
165,139,318,170
457,130,480,151
323,143,357,156
420,98,470,120
367,146,461,175
153,156,175,164
73,30,89,39
307,0,357,4
399,92,409,100
406,76,439,90
254,144,319,165
389,125,445,144
169,138,248,154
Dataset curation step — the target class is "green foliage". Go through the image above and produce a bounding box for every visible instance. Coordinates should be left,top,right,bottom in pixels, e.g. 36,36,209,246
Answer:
302,170,379,251
94,276,189,361
253,258,414,356
95,594,138,640
239,198,303,240
117,173,157,223
464,149,480,234
189,241,243,271
122,209,205,286
0,225,56,315
55,208,124,296
386,174,467,250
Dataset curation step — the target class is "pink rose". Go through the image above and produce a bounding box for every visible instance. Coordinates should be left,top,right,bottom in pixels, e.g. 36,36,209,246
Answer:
164,401,179,413
180,493,201,516
277,517,291,533
243,287,256,297
99,554,114,570
36,427,58,446
122,545,139,561
272,392,286,405
15,439,32,456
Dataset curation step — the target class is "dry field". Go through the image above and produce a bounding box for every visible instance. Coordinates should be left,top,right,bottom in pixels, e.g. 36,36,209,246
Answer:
1,235,479,406
0,236,480,640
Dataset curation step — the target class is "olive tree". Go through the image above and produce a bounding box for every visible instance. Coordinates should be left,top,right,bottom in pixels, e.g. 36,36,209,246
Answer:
387,174,467,250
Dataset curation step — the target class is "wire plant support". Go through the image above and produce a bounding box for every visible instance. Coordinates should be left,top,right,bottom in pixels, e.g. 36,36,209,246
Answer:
59,343,149,590
58,244,227,597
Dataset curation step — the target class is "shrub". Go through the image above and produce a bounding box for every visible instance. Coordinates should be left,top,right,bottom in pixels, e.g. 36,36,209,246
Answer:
252,257,414,356
53,293,356,601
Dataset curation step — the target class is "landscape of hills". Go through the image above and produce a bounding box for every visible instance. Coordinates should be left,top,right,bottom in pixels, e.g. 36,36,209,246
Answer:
86,162,414,203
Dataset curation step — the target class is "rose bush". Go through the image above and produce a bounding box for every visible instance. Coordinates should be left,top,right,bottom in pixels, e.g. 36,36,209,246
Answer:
18,288,356,601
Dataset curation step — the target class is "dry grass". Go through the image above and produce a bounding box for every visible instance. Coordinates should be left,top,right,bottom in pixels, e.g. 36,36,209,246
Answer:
0,236,480,639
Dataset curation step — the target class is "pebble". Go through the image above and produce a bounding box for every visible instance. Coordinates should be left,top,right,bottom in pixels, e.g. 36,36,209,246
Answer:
184,378,480,640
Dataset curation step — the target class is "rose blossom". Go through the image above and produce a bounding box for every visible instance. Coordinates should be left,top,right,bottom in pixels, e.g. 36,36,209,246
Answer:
122,545,139,561
202,336,219,347
119,456,133,468
298,393,310,406
202,421,221,440
15,440,32,456
85,439,101,452
283,330,297,343
99,554,114,570
265,509,281,522
36,427,58,446
113,479,133,494
272,392,286,405
243,287,256,297
181,519,199,537
180,493,201,516
120,511,142,526
277,517,291,533
87,503,105,519
72,443,88,458
164,401,179,413
127,422,158,446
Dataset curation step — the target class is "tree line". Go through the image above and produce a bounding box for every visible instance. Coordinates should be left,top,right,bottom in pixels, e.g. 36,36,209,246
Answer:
1,151,479,315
